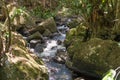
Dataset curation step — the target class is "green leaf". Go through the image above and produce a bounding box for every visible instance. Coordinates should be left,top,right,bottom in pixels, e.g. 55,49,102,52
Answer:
102,69,116,80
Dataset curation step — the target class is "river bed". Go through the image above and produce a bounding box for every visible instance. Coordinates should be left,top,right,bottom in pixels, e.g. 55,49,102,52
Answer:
29,25,72,80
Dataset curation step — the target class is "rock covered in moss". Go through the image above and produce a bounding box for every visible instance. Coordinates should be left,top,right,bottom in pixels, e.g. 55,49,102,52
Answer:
67,38,120,77
39,17,57,33
27,31,43,42
11,32,27,47
43,29,52,37
0,32,48,80
64,25,86,48
28,17,57,35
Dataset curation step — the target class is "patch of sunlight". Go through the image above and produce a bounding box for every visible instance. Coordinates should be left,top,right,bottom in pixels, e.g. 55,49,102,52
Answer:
88,46,96,56
7,52,45,70
13,45,27,53
0,23,6,31
118,43,120,47
25,53,47,70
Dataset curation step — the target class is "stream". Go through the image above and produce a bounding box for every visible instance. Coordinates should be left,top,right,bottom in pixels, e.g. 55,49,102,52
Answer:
29,25,72,80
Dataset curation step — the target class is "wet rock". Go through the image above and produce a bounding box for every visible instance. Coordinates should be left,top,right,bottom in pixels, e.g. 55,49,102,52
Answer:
50,32,61,39
57,47,66,52
16,25,30,36
114,34,120,42
34,43,45,53
67,38,120,77
29,40,41,48
53,48,68,64
53,56,65,64
51,46,57,50
41,37,48,43
74,77,85,80
27,31,43,42
57,40,62,45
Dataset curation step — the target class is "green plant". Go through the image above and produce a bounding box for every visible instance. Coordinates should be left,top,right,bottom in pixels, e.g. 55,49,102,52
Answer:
31,6,57,19
11,7,26,21
102,69,116,80
102,67,120,80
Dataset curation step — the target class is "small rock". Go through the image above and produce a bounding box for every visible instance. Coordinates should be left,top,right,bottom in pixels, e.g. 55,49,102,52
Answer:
57,40,62,45
53,56,65,64
29,40,41,48
74,77,85,80
51,46,57,50
34,43,44,53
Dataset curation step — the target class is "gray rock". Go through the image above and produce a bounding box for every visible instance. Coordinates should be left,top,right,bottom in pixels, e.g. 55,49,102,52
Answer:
74,77,85,80
34,43,45,53
30,40,41,48
53,48,68,64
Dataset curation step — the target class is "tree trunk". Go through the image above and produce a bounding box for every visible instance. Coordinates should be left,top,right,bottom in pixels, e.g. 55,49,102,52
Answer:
114,0,120,30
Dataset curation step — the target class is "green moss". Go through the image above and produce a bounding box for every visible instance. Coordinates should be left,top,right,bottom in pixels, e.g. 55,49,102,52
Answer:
67,38,120,77
0,32,48,80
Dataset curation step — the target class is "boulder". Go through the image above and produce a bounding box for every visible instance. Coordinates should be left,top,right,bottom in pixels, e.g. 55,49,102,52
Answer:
67,38,120,78
29,40,41,48
12,32,27,47
28,17,57,34
28,25,45,34
39,17,57,33
74,77,85,80
64,25,86,48
0,32,48,80
43,29,52,37
27,31,43,42
53,48,68,64
34,43,45,53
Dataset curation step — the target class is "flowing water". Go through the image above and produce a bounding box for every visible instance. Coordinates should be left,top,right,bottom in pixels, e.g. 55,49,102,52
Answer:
30,25,72,80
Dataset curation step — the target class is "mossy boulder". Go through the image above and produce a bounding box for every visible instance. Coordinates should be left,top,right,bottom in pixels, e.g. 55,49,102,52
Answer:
27,31,43,42
28,24,45,34
0,32,48,80
11,32,27,47
39,17,57,33
64,25,86,48
43,29,52,37
28,17,57,35
67,38,120,78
